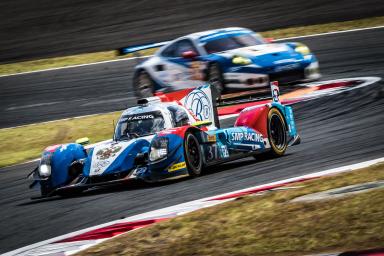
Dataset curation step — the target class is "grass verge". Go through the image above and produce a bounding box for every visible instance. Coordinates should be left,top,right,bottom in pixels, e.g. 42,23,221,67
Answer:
77,163,384,256
0,112,122,167
1,16,383,76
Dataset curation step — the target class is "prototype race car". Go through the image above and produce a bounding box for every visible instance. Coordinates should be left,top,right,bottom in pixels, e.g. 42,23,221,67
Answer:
120,27,320,98
28,82,300,198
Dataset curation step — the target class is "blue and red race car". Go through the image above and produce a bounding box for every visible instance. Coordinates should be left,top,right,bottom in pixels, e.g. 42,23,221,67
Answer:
29,82,300,198
120,27,320,98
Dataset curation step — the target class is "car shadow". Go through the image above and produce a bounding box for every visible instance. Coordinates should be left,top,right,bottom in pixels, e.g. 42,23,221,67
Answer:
19,154,290,205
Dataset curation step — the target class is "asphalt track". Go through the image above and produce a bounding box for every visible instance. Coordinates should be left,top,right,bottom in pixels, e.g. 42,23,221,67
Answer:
1,28,384,129
0,29,384,253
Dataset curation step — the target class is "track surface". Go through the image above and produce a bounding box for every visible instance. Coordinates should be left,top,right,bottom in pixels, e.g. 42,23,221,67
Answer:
1,28,384,128
1,0,383,62
0,28,383,253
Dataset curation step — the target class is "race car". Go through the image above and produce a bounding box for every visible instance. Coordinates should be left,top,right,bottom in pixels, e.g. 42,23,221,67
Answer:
120,27,320,98
28,82,300,198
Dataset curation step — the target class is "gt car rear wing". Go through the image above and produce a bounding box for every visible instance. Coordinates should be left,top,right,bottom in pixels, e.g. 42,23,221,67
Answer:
117,41,169,56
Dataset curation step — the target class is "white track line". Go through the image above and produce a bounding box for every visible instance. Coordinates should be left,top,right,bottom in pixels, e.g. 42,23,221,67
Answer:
1,25,383,78
274,25,384,41
0,55,149,78
4,157,384,256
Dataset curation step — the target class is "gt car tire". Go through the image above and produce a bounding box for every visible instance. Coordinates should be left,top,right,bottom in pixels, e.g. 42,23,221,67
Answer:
184,132,203,177
207,63,224,98
266,108,288,157
133,71,155,98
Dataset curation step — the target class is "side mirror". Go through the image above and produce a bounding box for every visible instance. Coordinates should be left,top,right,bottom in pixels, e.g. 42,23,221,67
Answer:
75,137,90,145
134,152,148,166
265,37,274,43
182,50,198,59
191,120,212,127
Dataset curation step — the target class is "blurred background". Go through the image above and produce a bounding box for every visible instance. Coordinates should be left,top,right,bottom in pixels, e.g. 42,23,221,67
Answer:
1,0,384,62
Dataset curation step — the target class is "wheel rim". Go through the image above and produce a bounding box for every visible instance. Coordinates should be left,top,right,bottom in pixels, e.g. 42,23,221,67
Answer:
137,74,153,97
187,136,200,169
270,113,286,150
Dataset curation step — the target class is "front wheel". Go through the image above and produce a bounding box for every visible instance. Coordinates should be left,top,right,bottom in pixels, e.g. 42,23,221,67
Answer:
184,132,203,177
133,71,155,98
266,108,288,157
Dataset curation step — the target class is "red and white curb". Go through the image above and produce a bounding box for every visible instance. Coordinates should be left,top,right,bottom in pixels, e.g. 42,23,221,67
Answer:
4,157,384,256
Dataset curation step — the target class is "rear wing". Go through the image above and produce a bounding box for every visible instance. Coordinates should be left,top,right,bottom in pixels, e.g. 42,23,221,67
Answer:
117,41,169,56
137,84,219,129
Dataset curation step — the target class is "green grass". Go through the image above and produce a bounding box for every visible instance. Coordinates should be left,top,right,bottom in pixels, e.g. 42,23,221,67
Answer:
261,16,384,39
1,16,383,76
0,112,122,167
77,163,384,256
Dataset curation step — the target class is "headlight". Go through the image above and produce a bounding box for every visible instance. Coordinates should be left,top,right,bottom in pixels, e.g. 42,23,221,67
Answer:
149,137,168,162
294,43,311,55
232,56,252,65
38,164,51,177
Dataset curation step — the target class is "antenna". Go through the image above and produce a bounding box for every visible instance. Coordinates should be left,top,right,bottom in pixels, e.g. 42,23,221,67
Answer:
112,119,116,141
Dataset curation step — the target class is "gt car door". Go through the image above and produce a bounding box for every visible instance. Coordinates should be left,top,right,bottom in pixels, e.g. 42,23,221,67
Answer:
158,39,206,87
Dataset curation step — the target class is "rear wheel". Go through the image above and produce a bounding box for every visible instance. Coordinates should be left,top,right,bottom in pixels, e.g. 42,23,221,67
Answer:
184,132,203,177
133,71,154,98
207,63,224,98
267,108,288,156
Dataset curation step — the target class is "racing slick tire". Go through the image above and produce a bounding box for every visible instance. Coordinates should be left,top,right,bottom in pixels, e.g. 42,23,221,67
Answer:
207,63,224,99
184,132,203,177
133,70,155,98
266,108,288,157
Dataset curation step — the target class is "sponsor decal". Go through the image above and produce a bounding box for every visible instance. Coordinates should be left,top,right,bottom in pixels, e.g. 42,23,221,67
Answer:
231,132,263,143
92,160,111,174
271,81,280,103
220,145,229,158
274,63,299,72
206,144,229,161
207,134,216,142
96,144,122,160
184,89,212,121
130,167,148,177
273,59,298,64
127,114,154,121
168,162,187,172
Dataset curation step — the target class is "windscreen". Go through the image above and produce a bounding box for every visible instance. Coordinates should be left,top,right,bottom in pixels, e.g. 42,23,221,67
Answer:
202,33,264,54
115,111,165,140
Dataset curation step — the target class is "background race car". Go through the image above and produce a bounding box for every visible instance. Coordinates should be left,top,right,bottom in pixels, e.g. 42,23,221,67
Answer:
120,27,320,98
28,82,300,198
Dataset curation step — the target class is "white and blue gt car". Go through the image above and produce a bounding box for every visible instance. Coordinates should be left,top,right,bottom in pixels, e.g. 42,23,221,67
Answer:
120,27,320,98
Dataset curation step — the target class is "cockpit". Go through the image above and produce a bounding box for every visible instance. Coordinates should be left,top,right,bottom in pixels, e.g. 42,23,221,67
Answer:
115,111,165,140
